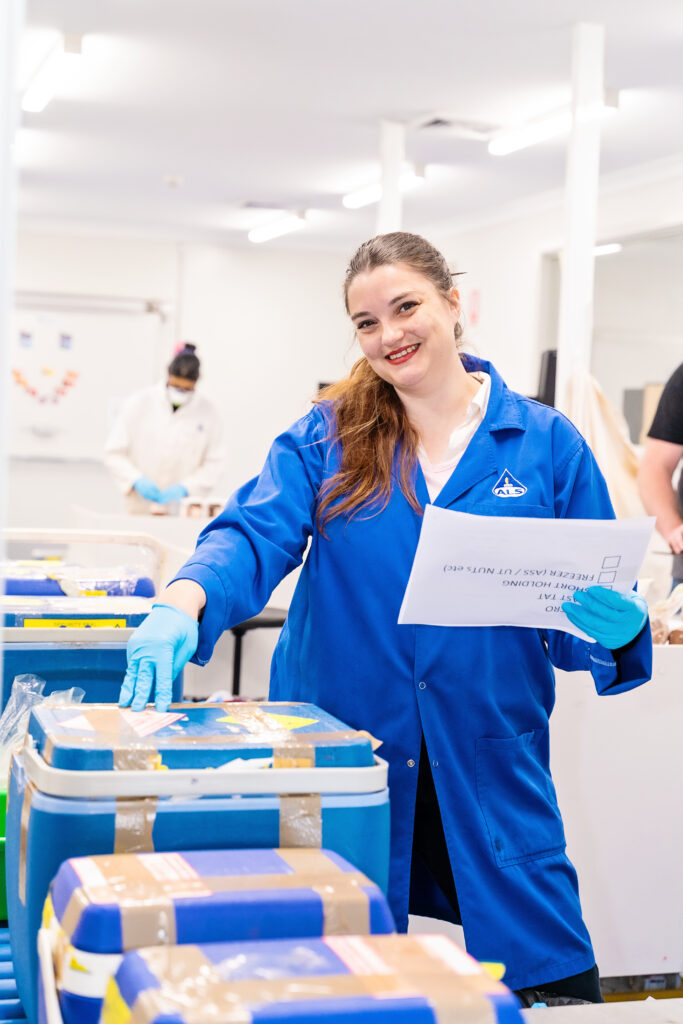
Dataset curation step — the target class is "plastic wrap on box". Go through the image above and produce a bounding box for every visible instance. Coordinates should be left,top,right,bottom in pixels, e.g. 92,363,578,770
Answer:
1,559,155,598
105,934,523,1024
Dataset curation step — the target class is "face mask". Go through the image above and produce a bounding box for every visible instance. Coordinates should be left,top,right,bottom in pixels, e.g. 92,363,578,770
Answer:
167,385,194,407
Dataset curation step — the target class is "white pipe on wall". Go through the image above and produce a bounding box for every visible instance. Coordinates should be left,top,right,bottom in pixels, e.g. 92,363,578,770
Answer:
1,0,26,680
555,23,605,417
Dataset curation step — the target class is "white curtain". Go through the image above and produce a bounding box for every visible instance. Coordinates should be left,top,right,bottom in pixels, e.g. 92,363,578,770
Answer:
565,371,644,520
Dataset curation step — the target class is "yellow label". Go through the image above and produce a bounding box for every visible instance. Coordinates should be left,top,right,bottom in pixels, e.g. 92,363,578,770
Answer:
481,962,506,981
102,978,131,1024
42,894,54,928
68,950,89,973
82,589,107,596
23,618,128,629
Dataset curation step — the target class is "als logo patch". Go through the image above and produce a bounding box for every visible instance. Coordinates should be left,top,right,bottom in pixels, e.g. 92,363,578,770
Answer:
492,469,527,498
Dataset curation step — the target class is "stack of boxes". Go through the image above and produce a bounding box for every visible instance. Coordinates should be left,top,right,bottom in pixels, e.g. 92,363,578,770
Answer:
5,701,521,1024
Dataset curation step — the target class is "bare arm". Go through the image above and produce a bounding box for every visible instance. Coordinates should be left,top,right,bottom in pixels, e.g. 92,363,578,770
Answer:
161,579,207,619
638,437,683,554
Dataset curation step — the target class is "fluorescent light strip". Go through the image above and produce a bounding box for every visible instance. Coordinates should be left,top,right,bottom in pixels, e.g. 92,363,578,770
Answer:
248,214,306,244
488,112,572,156
488,96,619,157
594,243,622,257
342,167,425,210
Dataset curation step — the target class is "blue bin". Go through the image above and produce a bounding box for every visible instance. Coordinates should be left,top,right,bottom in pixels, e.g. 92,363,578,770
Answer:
1,599,180,710
6,702,390,1024
105,934,522,1024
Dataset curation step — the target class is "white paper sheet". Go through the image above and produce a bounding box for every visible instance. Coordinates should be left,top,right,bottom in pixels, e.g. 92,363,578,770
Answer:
398,506,655,639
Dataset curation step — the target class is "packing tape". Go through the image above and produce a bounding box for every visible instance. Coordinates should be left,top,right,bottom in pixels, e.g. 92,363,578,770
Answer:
128,940,502,1024
272,742,314,768
58,849,372,943
114,798,157,854
120,896,177,951
279,793,322,847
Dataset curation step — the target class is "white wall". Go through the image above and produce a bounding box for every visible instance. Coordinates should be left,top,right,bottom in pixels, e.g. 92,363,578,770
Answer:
176,242,351,496
429,158,683,399
7,230,350,525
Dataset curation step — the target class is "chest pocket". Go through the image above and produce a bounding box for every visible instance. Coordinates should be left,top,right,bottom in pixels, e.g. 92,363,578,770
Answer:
473,502,554,519
476,729,566,867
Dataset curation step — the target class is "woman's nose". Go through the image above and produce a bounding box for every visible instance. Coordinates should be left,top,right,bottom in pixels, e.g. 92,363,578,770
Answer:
381,321,404,345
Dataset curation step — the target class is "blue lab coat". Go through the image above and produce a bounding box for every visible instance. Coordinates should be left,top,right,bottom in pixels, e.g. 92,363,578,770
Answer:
176,356,652,991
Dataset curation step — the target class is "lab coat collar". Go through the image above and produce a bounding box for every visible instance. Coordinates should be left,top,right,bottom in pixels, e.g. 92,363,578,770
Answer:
421,354,525,509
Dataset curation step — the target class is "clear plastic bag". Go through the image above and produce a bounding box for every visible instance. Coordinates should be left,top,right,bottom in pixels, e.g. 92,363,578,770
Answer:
0,674,85,783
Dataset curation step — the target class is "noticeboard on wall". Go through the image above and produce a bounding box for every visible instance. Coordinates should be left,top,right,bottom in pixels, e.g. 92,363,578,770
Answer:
8,305,165,460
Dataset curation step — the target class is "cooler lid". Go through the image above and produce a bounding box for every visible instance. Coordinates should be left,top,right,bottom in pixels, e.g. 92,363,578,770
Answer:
28,701,378,771
1,595,151,628
50,847,394,953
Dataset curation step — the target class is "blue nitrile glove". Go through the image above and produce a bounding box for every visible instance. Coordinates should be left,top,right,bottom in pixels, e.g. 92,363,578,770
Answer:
158,483,189,504
119,603,198,712
133,476,162,502
561,586,648,649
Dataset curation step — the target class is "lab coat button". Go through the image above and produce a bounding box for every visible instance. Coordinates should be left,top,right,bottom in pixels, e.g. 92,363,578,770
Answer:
432,759,439,768
418,681,427,689
407,759,416,768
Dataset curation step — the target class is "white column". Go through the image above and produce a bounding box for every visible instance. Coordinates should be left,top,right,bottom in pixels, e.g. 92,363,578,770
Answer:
554,23,604,417
375,119,405,235
1,2,25,576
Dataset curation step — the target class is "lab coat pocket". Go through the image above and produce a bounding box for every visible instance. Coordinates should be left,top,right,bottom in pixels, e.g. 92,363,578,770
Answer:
476,730,566,867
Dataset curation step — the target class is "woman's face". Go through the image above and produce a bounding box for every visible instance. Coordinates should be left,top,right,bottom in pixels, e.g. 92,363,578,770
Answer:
346,262,461,395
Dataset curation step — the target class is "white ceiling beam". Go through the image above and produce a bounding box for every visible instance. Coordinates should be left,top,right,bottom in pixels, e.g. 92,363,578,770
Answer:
376,119,406,236
555,22,605,416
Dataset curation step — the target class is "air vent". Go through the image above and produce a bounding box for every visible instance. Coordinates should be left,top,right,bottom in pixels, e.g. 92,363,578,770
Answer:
416,116,499,141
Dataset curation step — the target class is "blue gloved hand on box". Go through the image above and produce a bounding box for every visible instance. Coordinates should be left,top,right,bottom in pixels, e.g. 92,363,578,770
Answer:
119,603,198,712
561,586,648,650
133,476,162,502
158,483,189,505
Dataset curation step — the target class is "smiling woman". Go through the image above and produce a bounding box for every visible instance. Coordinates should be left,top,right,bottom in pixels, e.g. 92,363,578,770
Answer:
118,230,651,1006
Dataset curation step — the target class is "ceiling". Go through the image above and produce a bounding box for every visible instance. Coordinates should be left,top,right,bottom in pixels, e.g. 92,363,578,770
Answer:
16,0,683,251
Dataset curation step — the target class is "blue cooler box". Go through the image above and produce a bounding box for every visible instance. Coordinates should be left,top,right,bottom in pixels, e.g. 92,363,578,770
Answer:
1,597,182,709
7,701,390,1023
43,847,395,1024
2,560,155,598
102,934,522,1024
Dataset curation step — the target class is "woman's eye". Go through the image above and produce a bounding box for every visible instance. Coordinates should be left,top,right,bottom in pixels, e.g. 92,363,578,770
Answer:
399,301,417,313
357,319,376,330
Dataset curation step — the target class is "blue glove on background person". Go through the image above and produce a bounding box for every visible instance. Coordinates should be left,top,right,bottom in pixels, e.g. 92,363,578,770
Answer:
133,476,162,502
159,483,189,504
562,586,649,649
119,603,198,712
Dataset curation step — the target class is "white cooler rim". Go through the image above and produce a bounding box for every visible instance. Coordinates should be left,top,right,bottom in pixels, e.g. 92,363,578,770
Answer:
21,743,389,798
38,928,65,1024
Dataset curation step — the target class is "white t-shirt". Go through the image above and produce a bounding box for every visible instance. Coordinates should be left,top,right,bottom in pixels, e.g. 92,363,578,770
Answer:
418,373,491,502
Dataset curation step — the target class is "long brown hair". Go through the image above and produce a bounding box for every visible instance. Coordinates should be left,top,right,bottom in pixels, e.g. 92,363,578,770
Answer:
315,232,463,531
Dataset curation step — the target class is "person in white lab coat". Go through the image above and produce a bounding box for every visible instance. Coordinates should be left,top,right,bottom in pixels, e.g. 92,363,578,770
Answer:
104,344,226,513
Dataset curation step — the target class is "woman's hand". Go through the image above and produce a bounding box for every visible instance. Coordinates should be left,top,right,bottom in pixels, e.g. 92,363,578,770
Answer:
561,586,648,650
119,580,206,712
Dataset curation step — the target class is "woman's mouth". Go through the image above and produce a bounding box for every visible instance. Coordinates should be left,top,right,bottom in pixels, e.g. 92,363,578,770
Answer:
386,343,419,364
